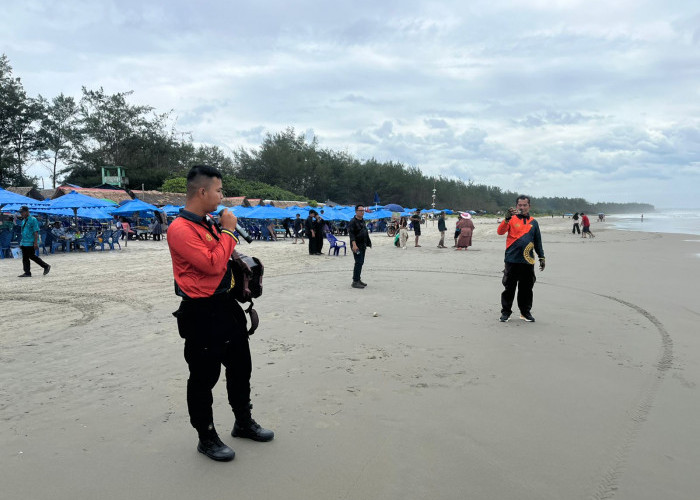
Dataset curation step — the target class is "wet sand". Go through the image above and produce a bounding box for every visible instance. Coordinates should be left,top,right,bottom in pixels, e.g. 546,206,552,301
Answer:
1,217,699,500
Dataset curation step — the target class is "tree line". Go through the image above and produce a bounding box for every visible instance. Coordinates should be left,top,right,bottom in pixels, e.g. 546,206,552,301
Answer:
2,53,652,214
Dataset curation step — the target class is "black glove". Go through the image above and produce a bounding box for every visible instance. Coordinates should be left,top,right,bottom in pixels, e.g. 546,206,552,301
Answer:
539,258,545,271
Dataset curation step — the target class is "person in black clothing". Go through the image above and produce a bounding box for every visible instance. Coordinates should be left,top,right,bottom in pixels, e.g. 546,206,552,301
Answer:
305,210,319,255
348,204,372,288
316,213,325,254
282,217,292,238
572,212,581,234
437,212,447,248
292,213,305,244
410,210,422,247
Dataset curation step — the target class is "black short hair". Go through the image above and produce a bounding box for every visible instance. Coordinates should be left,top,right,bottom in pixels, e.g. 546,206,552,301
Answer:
20,205,29,212
187,165,222,182
186,165,222,197
516,195,531,204
309,209,318,216
355,204,364,211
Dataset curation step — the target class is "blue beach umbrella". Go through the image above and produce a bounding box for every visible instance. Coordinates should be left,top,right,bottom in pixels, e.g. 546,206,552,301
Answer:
383,203,404,212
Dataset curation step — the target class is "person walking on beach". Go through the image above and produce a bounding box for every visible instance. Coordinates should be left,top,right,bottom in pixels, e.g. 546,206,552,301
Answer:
410,209,422,247
437,212,447,248
168,165,274,463
348,204,372,288
571,212,581,234
580,212,595,238
455,212,475,250
292,213,304,244
16,206,51,277
497,195,545,322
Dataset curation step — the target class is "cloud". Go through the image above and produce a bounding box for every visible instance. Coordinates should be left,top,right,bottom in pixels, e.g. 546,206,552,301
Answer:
5,0,700,207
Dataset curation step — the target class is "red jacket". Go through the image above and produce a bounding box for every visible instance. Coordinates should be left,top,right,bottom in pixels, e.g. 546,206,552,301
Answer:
167,210,238,298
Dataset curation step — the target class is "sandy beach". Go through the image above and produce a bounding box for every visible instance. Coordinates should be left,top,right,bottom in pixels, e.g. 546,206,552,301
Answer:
1,217,699,500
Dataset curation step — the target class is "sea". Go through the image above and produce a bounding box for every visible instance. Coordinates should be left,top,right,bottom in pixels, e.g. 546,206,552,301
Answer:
605,210,700,237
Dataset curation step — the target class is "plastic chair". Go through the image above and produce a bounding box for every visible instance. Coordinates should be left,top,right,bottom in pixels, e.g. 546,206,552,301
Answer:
39,231,49,255
78,230,97,252
0,230,12,259
94,230,112,251
107,230,122,250
326,232,347,256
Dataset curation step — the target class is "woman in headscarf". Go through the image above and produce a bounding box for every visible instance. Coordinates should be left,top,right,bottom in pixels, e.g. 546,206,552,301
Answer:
455,212,475,250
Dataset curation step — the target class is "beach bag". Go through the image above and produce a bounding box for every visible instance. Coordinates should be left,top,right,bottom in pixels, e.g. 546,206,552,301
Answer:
394,233,400,247
230,251,264,335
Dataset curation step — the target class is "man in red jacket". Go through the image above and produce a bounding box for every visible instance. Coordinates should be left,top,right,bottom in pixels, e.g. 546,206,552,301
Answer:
168,165,273,462
497,195,545,323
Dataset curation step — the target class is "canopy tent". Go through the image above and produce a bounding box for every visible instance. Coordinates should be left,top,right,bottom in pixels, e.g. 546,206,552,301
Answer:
0,187,41,207
243,205,290,219
161,204,183,216
48,190,116,209
363,209,394,220
76,208,115,220
111,198,161,217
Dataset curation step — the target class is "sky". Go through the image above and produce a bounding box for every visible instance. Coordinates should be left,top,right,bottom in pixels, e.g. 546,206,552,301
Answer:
3,0,700,208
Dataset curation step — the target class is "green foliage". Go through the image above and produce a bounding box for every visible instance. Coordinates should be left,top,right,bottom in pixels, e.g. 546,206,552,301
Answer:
0,54,41,186
35,93,80,188
222,175,305,201
161,177,187,193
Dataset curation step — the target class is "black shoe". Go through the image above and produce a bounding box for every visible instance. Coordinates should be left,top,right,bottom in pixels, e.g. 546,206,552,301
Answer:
520,312,535,322
197,427,235,461
43,265,51,276
499,313,510,322
18,273,31,278
232,419,274,442
358,280,367,286
351,281,365,289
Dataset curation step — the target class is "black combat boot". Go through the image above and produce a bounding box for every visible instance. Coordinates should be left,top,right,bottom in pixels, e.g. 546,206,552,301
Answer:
232,418,275,442
197,424,235,461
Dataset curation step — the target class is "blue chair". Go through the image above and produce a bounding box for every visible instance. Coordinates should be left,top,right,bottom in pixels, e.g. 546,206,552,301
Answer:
0,230,12,259
326,232,347,256
94,230,112,251
107,230,122,250
39,231,50,255
77,230,97,252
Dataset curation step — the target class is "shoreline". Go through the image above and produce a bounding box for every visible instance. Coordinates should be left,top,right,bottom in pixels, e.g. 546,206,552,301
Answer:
1,217,699,500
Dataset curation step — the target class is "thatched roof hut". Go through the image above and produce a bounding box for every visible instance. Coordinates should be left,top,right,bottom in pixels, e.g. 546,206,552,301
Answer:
130,190,186,206
268,200,308,208
7,186,44,200
53,186,133,204
222,196,247,207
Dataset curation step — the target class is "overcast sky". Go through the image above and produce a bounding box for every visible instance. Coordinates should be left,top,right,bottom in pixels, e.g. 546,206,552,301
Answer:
3,0,699,208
